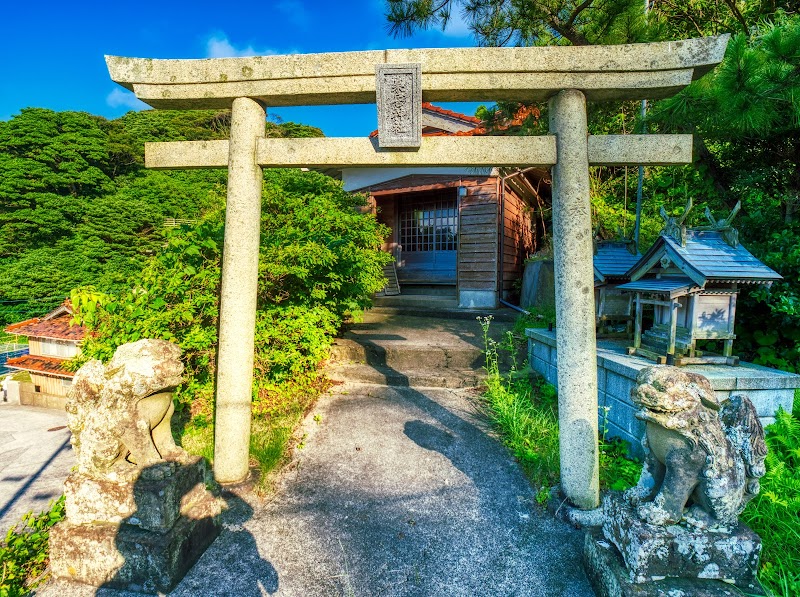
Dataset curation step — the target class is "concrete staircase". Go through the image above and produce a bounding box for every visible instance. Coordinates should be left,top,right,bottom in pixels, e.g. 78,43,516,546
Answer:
326,309,518,389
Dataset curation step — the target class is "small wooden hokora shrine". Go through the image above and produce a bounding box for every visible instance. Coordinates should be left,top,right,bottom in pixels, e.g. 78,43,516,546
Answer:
618,200,781,365
594,235,641,336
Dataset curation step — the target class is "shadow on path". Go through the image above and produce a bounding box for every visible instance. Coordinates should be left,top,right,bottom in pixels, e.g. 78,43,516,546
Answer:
0,434,69,521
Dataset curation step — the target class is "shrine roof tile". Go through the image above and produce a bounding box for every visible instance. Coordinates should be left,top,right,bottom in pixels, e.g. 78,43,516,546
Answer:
594,241,641,281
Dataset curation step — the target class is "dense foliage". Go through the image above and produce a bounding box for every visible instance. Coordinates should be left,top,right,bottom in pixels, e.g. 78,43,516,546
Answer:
72,168,390,475
0,108,321,325
742,402,800,595
0,497,65,597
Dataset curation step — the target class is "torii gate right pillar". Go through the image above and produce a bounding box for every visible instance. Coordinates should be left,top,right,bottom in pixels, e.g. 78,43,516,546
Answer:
549,89,599,509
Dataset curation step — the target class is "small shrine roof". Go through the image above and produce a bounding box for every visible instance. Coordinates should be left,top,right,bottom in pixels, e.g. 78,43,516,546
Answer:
594,241,641,282
629,230,782,287
617,276,700,299
5,354,75,379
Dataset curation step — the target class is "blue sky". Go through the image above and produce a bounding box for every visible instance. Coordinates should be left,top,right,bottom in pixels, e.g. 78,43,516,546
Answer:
1,1,483,137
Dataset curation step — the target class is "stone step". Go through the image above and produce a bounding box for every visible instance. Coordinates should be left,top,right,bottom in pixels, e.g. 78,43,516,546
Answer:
369,305,517,322
326,363,484,389
330,339,485,370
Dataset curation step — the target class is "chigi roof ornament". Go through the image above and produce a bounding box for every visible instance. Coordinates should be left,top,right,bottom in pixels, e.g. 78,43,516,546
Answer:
696,200,741,248
660,197,693,247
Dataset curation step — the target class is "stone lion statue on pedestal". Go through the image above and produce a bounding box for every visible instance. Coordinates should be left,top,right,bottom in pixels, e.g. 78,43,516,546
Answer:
625,366,766,530
66,339,188,481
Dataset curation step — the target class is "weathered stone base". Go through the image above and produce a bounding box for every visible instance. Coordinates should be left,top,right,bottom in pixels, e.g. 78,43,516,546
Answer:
548,485,605,529
64,456,207,531
602,495,762,589
584,529,766,597
50,495,221,594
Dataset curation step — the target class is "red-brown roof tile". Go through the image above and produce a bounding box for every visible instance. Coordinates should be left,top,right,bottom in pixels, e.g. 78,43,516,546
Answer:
5,354,75,378
422,102,481,124
5,313,85,341
369,103,484,138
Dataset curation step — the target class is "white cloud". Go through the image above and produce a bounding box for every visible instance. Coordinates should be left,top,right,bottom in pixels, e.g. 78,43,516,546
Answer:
205,33,278,58
106,88,149,111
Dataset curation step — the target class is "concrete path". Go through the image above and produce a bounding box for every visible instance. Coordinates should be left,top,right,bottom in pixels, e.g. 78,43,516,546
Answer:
41,311,594,596
44,382,592,597
0,404,72,534
199,382,593,596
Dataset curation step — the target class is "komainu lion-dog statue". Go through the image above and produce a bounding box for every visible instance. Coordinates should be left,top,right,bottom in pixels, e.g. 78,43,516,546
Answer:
625,366,766,530
66,339,188,481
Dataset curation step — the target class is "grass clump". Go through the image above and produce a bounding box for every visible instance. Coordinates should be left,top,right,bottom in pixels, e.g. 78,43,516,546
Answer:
480,315,643,494
0,497,65,596
741,405,800,597
478,316,640,503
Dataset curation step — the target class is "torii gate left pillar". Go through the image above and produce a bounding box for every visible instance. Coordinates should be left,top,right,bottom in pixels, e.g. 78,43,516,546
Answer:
106,35,728,503
214,98,265,482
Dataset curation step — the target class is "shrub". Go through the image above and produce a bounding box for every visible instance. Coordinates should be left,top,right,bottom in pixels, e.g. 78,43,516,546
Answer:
742,404,800,597
72,169,390,481
0,497,65,596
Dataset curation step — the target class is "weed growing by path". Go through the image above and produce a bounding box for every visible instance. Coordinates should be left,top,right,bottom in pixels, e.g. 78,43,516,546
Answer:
478,316,560,494
478,316,640,499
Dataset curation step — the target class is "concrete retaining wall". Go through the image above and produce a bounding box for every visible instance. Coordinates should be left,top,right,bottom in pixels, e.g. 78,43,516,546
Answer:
527,328,799,457
18,381,67,411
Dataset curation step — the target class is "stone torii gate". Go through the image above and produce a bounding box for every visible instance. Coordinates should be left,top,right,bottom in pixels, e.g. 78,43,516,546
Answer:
106,35,728,510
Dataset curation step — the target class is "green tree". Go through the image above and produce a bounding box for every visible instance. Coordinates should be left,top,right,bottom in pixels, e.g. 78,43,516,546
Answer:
0,108,322,325
386,0,650,46
75,168,390,421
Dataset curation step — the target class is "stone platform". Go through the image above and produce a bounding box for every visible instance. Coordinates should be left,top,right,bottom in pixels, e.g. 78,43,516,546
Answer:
584,529,765,597
527,328,799,456
602,496,761,587
50,457,222,594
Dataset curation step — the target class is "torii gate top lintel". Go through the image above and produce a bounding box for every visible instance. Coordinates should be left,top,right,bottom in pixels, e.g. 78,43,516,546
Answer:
106,34,729,109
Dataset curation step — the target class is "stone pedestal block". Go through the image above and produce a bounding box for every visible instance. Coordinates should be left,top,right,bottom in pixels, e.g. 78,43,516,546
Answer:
64,456,206,531
50,495,220,593
584,529,765,597
50,457,222,594
602,495,762,591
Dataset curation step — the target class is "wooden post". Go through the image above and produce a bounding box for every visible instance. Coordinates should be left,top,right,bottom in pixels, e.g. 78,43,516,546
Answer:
667,300,679,356
724,292,738,357
633,295,643,349
688,293,698,357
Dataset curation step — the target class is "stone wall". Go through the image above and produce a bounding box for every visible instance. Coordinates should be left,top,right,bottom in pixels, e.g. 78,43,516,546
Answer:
18,381,67,411
527,328,799,457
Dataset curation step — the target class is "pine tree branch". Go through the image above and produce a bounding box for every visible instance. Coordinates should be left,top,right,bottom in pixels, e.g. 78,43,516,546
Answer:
722,0,750,35
566,0,595,31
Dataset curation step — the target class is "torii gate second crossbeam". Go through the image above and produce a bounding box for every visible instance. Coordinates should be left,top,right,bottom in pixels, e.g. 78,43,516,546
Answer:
106,35,728,510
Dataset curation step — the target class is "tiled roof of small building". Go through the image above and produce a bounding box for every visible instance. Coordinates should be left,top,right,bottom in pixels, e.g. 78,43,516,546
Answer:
369,102,483,138
421,102,481,124
5,354,74,378
5,301,85,341
617,276,700,299
594,241,641,282
628,230,782,287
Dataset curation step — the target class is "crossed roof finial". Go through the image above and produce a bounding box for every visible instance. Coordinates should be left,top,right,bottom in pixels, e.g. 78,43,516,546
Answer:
698,200,741,247
660,197,693,247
